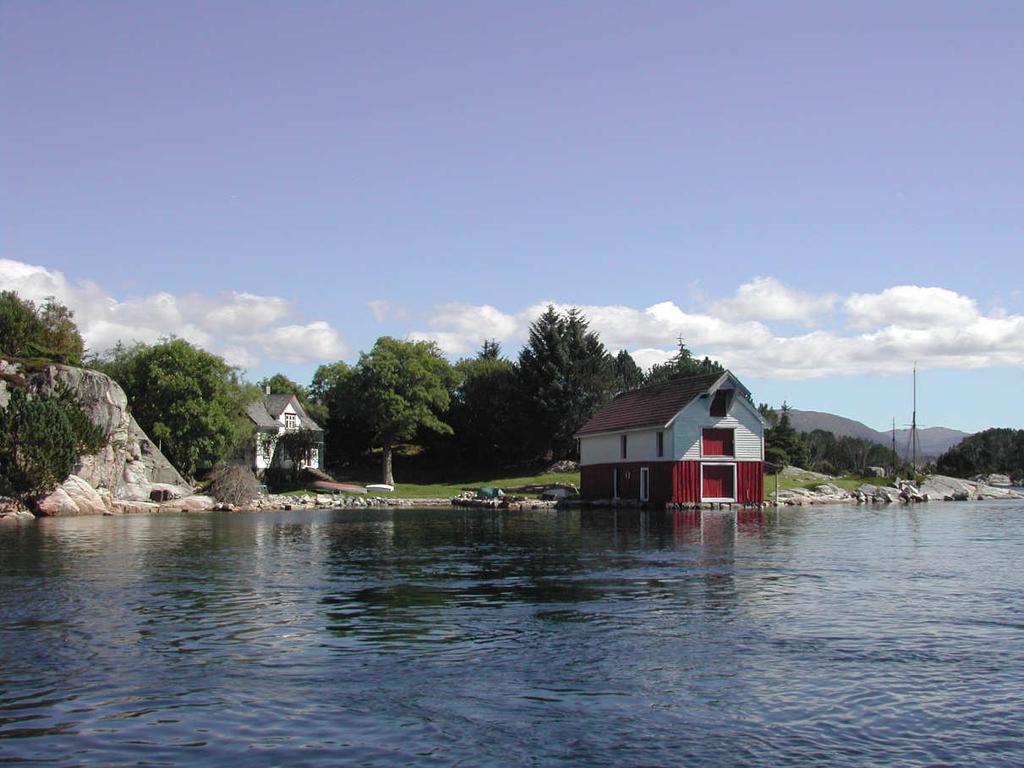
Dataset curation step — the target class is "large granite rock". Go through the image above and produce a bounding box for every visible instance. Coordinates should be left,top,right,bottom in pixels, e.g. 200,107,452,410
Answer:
35,474,111,516
919,474,1023,501
974,473,1012,488
1,360,194,516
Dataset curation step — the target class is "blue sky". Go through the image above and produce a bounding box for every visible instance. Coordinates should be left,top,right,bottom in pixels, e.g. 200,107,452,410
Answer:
2,1,1022,433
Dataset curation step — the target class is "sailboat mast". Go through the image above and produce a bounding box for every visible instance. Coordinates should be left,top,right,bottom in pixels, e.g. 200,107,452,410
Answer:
891,417,897,476
911,365,918,471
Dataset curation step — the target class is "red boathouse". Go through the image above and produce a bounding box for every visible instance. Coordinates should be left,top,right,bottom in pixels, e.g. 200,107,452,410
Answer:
575,371,765,506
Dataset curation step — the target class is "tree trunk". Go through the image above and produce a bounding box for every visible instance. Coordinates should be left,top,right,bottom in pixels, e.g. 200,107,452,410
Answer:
382,445,394,486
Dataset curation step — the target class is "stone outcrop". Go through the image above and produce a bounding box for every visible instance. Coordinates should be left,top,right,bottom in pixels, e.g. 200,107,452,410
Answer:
918,474,1022,501
0,496,34,524
973,473,1012,488
1,359,200,517
769,474,1024,507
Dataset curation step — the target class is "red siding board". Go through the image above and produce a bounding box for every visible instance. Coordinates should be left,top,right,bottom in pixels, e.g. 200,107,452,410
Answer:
582,460,763,506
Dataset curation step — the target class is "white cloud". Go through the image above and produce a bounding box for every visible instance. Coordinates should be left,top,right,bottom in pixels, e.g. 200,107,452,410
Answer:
409,303,522,355
368,299,409,323
8,260,1021,382
0,259,349,368
399,280,1024,380
709,276,837,322
845,285,979,329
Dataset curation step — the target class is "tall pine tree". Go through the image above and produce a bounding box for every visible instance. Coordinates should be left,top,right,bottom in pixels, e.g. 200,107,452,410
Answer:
517,306,613,459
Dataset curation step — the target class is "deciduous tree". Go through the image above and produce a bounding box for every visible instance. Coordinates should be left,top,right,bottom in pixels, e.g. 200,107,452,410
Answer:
350,337,454,485
93,339,252,479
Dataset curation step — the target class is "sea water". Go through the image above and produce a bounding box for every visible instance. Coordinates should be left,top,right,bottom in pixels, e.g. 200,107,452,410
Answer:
2,503,1023,766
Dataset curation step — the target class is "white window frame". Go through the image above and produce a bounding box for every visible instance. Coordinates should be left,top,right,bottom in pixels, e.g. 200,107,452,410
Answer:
701,461,737,503
284,412,298,431
639,467,650,502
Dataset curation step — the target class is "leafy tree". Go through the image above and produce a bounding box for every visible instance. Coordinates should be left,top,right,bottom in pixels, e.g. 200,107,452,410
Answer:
309,361,370,469
517,306,614,460
309,361,352,405
92,338,253,479
645,337,723,385
449,344,519,468
0,292,85,364
349,337,454,485
937,428,1024,479
258,373,308,401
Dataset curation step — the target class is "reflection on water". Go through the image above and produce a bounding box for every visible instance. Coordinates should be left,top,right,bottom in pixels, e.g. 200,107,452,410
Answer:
3,503,1024,766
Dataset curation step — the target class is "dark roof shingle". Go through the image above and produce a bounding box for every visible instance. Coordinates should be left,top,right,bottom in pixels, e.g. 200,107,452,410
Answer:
575,372,726,437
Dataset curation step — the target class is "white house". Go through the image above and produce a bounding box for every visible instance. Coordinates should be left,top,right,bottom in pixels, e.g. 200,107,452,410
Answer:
244,393,324,474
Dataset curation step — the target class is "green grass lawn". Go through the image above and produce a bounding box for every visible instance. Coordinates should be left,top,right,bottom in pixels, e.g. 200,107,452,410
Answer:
279,470,581,499
281,468,885,501
392,470,580,498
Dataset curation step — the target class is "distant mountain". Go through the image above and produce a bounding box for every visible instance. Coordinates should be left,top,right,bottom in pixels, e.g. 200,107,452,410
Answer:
781,409,971,459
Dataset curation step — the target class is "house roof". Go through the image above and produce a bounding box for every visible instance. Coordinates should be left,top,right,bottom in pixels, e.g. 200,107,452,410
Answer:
245,401,280,430
265,394,297,419
574,371,732,437
245,393,323,432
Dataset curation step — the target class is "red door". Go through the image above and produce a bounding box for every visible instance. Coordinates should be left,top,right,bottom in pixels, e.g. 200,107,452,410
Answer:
702,464,735,500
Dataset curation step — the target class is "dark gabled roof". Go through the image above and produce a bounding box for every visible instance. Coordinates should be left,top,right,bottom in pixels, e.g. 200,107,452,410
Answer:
245,401,279,430
265,394,297,418
246,393,323,432
575,371,728,437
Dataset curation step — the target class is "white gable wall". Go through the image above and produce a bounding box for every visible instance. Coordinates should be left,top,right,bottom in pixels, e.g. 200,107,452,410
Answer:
672,394,763,461
278,402,299,430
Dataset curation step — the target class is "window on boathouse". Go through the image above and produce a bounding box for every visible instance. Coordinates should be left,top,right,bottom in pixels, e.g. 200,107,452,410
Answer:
656,431,664,457
620,434,628,459
702,428,734,457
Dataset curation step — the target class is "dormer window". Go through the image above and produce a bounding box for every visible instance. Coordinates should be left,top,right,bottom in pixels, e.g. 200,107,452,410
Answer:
284,412,298,431
710,390,731,417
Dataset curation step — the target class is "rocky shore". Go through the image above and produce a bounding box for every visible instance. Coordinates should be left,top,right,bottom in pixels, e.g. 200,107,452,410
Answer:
772,474,1024,507
211,492,559,513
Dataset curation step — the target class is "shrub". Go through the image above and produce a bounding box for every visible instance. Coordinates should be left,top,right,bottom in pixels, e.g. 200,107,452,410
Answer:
1,390,72,497
207,464,261,506
0,381,106,499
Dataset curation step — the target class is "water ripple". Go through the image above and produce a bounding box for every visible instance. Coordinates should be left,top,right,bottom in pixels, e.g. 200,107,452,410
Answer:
3,504,1024,765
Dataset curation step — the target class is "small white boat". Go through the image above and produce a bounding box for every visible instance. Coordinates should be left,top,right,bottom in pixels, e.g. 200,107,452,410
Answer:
366,483,395,493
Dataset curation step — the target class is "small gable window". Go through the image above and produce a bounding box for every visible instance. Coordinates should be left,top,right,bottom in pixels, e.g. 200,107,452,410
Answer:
284,412,298,431
621,434,628,459
710,390,730,417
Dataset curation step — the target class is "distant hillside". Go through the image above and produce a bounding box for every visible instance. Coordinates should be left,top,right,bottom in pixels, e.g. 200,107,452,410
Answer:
781,409,971,459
